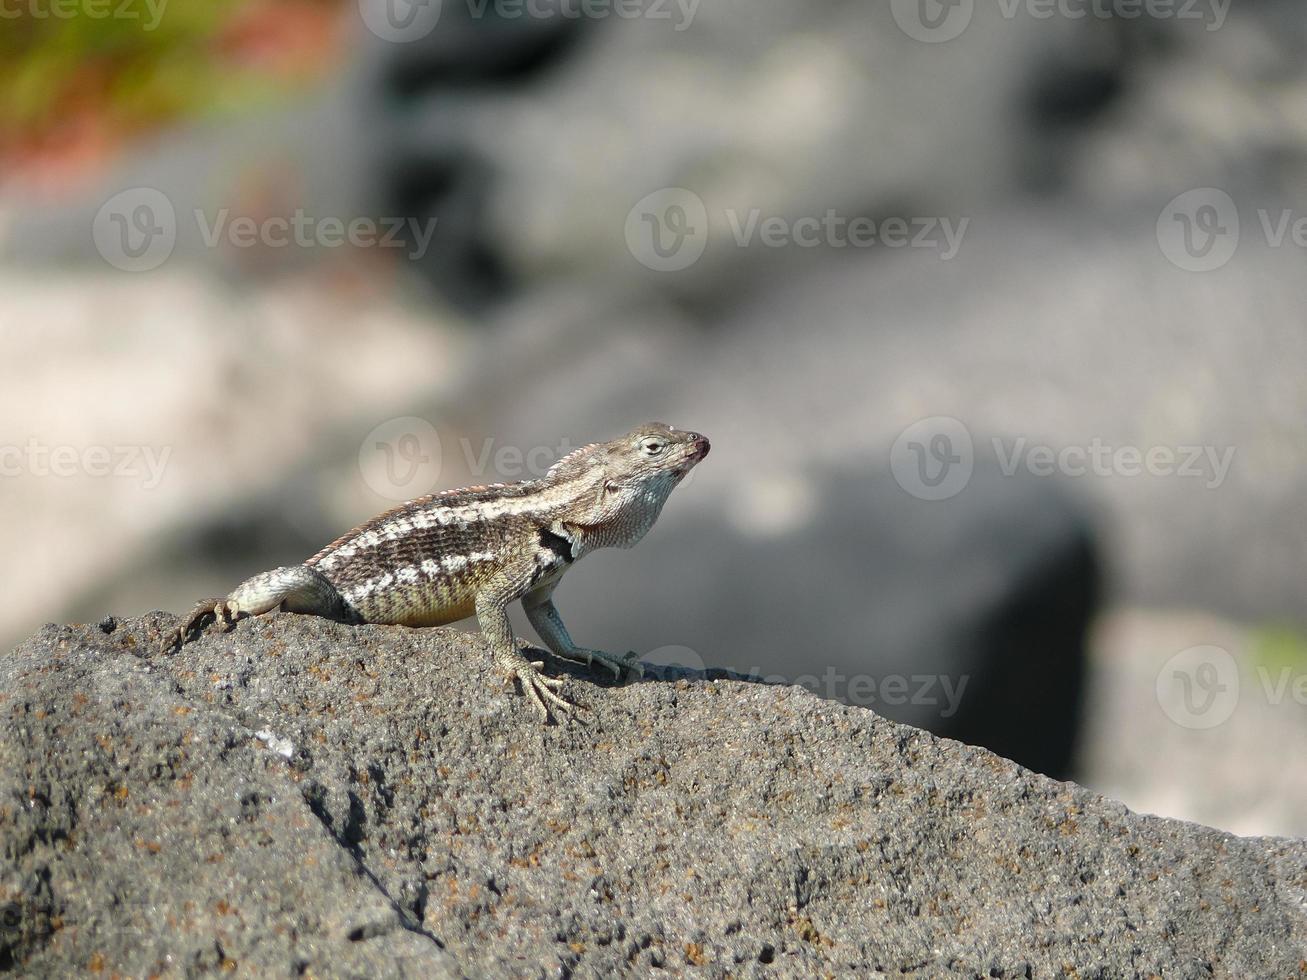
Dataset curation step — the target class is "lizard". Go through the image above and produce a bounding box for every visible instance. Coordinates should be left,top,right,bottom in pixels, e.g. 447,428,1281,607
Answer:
165,422,710,721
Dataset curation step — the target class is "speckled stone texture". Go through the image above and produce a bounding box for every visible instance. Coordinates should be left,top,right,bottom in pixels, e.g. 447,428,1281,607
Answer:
2,615,1305,977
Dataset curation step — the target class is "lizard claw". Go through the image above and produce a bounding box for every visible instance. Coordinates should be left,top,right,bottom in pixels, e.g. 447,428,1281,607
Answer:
163,597,236,653
619,651,645,681
580,649,643,681
512,661,589,724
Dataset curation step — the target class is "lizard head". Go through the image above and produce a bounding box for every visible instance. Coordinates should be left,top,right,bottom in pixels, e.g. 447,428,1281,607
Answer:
546,422,709,549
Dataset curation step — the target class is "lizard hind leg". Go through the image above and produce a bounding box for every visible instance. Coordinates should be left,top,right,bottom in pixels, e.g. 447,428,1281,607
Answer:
165,564,348,652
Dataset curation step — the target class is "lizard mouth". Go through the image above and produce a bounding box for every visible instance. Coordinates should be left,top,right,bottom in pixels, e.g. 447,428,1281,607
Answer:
671,436,710,478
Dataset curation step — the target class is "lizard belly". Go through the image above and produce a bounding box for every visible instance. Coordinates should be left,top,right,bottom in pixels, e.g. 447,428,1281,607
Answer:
347,575,481,628
391,595,477,627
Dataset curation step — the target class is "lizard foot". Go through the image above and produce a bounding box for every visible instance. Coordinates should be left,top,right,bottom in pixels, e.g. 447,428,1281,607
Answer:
163,597,239,653
571,648,644,681
509,660,588,724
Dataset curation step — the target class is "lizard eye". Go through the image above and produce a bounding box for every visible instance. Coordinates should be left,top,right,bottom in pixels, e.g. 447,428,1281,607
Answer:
641,440,664,456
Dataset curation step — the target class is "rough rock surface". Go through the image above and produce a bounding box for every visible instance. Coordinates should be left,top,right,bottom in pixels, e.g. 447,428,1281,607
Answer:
3,615,1305,977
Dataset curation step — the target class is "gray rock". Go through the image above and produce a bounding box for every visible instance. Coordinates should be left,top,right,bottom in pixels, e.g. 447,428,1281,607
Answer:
3,615,1304,976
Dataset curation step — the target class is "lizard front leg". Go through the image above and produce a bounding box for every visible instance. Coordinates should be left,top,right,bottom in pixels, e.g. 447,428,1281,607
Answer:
475,566,583,723
522,584,643,680
165,565,350,652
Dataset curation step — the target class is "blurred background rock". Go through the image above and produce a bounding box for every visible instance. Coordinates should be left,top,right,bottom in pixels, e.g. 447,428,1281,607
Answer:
2,0,1305,834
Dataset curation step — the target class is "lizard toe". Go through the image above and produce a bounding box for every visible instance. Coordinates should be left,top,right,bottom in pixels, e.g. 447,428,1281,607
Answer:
518,674,550,722
580,648,639,680
160,628,181,655
167,598,226,652
620,652,645,680
526,662,566,690
513,664,584,723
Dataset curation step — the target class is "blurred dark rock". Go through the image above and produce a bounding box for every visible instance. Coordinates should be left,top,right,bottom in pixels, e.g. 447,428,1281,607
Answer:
358,0,1083,308
371,0,591,92
358,1,1307,308
359,0,597,307
3,616,1305,976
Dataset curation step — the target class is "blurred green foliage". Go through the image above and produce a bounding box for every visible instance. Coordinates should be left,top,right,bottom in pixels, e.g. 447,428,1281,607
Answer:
0,0,341,160
1253,625,1307,673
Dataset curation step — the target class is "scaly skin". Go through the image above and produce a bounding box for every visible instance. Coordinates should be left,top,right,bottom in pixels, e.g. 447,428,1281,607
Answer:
167,422,710,721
